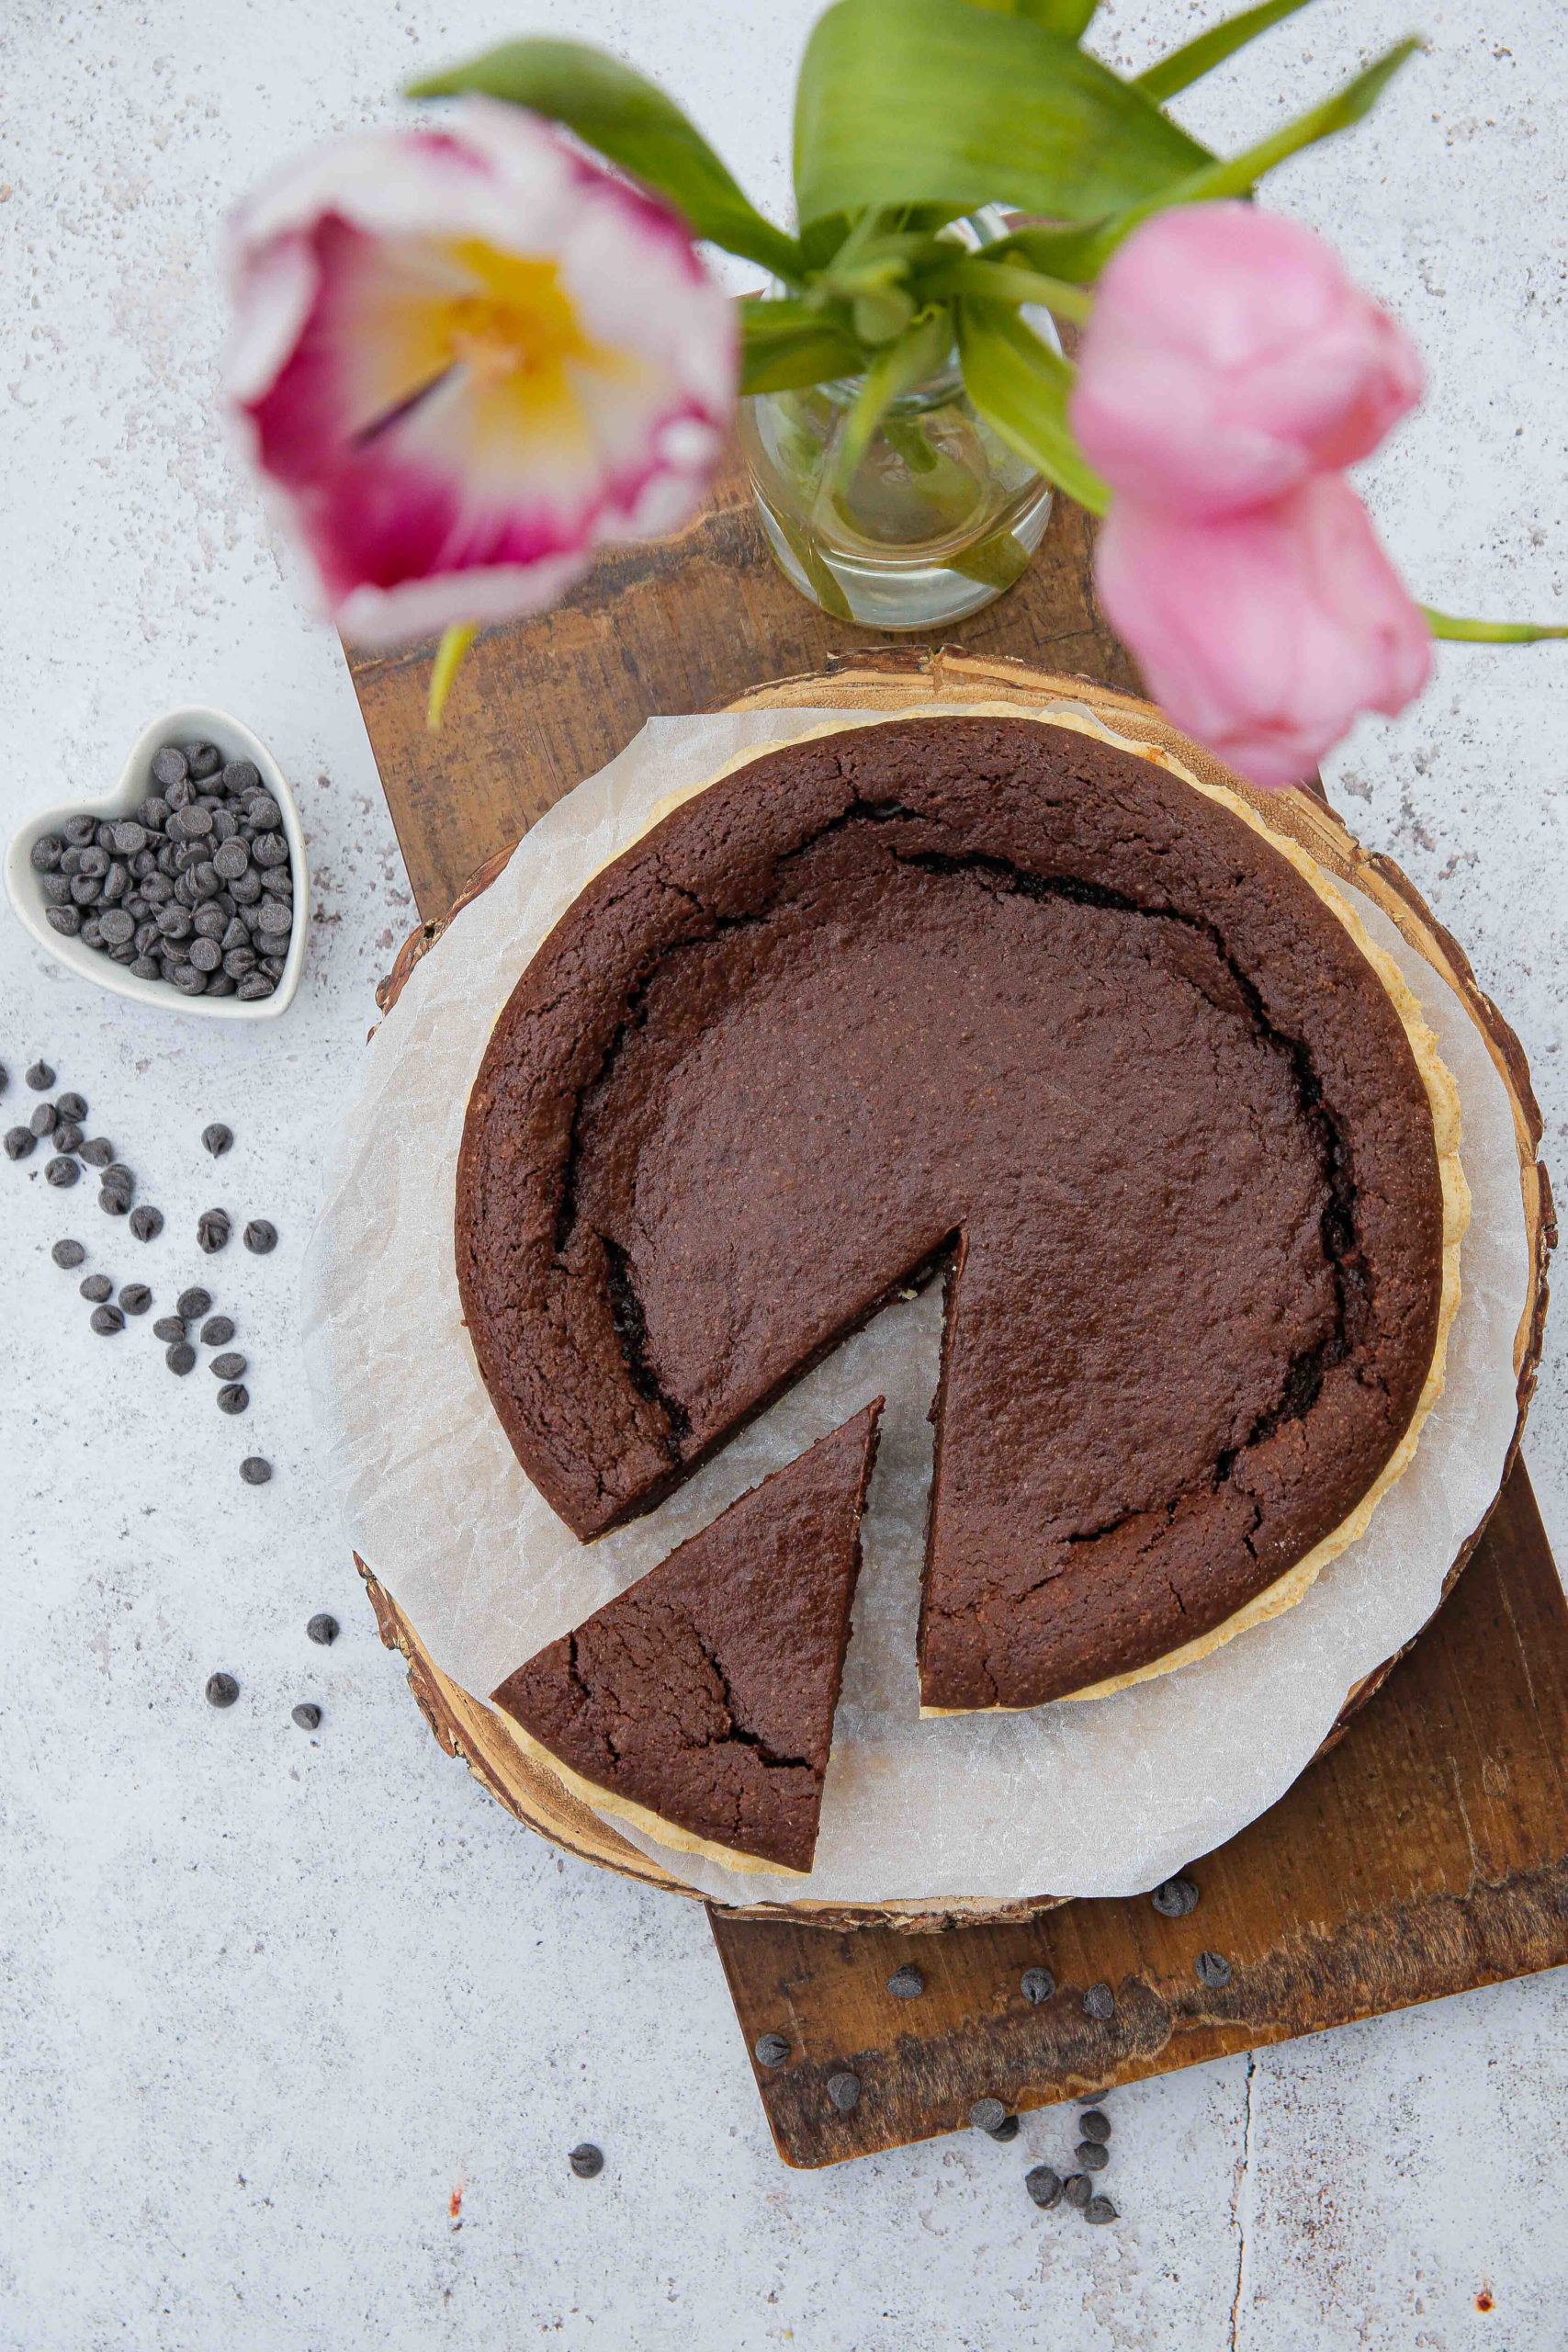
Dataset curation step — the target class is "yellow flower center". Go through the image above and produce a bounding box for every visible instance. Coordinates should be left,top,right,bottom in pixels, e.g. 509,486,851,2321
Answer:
443,242,602,398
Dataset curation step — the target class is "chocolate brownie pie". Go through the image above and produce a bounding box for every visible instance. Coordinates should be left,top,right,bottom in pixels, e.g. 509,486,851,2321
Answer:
492,1403,882,1873
459,712,1463,1714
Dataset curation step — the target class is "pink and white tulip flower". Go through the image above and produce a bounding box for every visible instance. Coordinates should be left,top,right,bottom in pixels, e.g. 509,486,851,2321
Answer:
1095,476,1433,793
1070,203,1424,520
226,101,736,645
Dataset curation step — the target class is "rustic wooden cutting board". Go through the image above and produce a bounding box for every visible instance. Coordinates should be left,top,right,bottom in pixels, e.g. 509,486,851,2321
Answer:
343,441,1563,2167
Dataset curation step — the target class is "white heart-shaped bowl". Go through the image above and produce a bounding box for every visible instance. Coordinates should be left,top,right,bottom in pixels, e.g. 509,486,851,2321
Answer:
5,704,310,1022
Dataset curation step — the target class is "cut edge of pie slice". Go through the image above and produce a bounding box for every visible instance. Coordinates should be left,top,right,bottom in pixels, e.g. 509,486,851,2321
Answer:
490,1400,884,1876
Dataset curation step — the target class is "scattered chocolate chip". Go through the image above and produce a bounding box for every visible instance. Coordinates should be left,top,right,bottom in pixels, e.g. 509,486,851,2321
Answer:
1151,1874,1200,1919
205,1670,239,1707
1025,2165,1063,2210
197,1208,231,1254
753,2032,790,2069
306,1611,338,1645
240,1456,273,1487
887,1965,925,1999
80,1137,114,1168
129,1204,164,1242
827,2072,861,2113
51,1238,86,1269
165,1341,197,1374
80,1273,113,1303
99,1186,130,1216
1078,2109,1111,2143
209,1351,246,1381
118,1283,152,1316
56,1091,87,1123
201,1122,233,1157
969,2098,1008,2134
45,1156,79,1187
25,1061,54,1091
243,1218,276,1255
1021,1966,1055,2006
53,1121,84,1154
29,1102,58,1137
1083,1983,1115,2022
89,1304,125,1336
103,1162,135,1197
1195,1951,1232,1990
1083,2196,1118,2225
152,1316,186,1343
201,1315,236,1347
568,2143,604,2179
1077,2141,1110,2172
5,1126,38,1160
1063,2174,1092,2210
291,1702,321,1731
177,1285,212,1319
988,2114,1021,2142
217,1383,249,1415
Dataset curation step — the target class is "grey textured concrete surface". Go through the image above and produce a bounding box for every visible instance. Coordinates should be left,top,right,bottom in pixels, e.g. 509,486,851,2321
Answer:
1,3,1564,2346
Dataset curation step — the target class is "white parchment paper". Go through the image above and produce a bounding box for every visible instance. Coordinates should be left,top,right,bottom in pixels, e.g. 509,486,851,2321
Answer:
303,707,1530,1906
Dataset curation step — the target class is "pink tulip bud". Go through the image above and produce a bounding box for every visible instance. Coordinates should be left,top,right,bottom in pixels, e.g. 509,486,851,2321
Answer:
1094,475,1433,790
225,102,735,645
1071,204,1424,519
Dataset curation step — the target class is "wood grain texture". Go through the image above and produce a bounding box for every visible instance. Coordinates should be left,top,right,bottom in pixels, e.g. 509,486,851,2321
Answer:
715,1467,1568,2164
344,462,1561,2164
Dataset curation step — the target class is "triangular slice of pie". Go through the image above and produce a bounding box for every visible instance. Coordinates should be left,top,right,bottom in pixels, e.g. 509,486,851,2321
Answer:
491,1401,883,1875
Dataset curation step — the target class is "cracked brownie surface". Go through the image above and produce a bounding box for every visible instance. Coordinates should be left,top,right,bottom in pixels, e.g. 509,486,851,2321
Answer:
491,1404,882,1872
457,717,1445,1709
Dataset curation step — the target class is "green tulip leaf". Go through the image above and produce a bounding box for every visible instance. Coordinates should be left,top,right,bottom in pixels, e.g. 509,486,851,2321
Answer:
964,0,1100,33
410,40,802,280
794,0,1210,228
1136,0,1316,107
1424,605,1568,644
740,300,863,393
955,302,1109,512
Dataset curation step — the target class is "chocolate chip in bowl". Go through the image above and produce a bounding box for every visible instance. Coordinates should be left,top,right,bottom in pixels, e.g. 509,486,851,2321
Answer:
5,707,310,1021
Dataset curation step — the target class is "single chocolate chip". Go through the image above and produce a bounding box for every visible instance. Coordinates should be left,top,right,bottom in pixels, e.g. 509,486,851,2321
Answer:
4,1126,38,1159
179,803,214,840
240,1456,273,1487
223,948,257,979
98,909,135,947
1196,1951,1232,1990
129,1204,164,1242
1025,2165,1063,2210
112,821,147,856
221,759,261,797
90,1304,125,1336
118,1283,152,1316
206,972,237,999
129,956,162,981
152,746,188,788
165,776,195,812
253,899,293,938
753,2032,789,2069
197,1209,231,1253
153,1316,187,1343
568,2143,604,2180
213,839,250,882
306,1611,339,1645
230,870,263,906
25,1061,55,1091
217,1383,249,1415
45,1157,79,1188
104,1174,136,1208
47,907,83,937
1083,2196,1118,2225
165,1341,197,1374
156,904,193,940
107,941,140,967
188,937,222,973
243,1218,277,1255
177,1286,212,1319
291,1702,321,1731
174,966,209,997
886,1965,925,1999
51,1238,86,1269
77,848,109,879
29,1102,58,1136
31,834,64,872
245,792,281,830
209,1351,246,1380
253,831,289,868
1078,2109,1111,2143
1077,2142,1110,2172
1083,1983,1115,2022
236,974,275,1001
80,1137,114,1169
99,1186,130,1216
826,2072,861,2113
969,2098,1007,2134
40,874,73,907
1063,2174,1092,2210
187,742,221,780
1019,1967,1055,2007
205,1671,239,1707
62,816,96,846
1151,1874,1200,1919
192,903,227,942
101,864,130,904
80,1273,113,1303
988,2115,1021,2143
54,1121,84,1154
200,1315,235,1348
